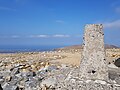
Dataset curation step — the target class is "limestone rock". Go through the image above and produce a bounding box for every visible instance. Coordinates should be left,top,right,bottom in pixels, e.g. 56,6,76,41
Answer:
11,68,20,76
40,77,57,89
3,85,19,90
5,76,12,82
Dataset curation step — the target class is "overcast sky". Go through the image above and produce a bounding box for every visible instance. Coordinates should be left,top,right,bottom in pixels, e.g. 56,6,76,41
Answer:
0,0,120,46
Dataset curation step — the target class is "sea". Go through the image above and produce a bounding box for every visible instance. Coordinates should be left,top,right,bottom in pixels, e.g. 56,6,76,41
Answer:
0,45,65,53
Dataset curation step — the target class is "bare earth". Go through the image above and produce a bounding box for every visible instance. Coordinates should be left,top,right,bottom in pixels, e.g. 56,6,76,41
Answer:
0,48,120,70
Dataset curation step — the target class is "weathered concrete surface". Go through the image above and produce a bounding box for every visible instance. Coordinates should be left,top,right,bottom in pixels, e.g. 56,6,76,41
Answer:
79,24,108,80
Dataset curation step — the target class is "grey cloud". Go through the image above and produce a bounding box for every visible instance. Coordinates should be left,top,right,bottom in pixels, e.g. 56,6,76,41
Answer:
52,34,70,38
103,20,120,29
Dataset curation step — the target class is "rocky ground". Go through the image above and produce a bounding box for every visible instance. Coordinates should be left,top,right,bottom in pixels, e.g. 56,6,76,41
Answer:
0,48,120,90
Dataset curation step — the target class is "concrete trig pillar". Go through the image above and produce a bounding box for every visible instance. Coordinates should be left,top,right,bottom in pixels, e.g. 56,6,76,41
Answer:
79,24,108,80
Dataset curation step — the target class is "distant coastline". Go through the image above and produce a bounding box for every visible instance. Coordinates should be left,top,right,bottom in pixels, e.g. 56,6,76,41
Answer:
0,45,65,53
55,44,119,51
0,44,119,53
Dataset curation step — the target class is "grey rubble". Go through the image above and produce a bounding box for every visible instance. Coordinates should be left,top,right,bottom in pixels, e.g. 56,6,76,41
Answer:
0,64,120,90
0,24,120,90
